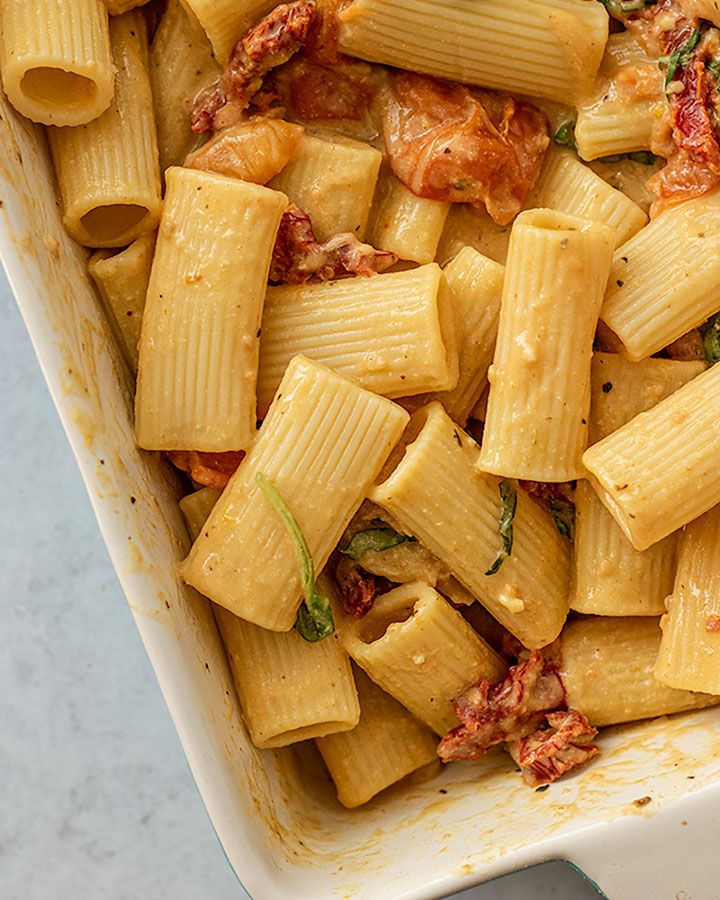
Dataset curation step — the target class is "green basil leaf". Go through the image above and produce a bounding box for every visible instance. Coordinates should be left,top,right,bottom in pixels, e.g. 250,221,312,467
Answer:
485,480,517,576
701,312,720,366
598,0,657,19
255,472,334,642
549,498,575,541
658,26,702,91
553,120,577,152
340,528,415,561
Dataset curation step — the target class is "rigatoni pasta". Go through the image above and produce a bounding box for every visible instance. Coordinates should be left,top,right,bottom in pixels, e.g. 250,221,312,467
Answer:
316,666,438,809
181,356,409,630
135,167,287,452
0,0,114,126
256,265,457,417
341,582,506,734
479,209,614,481
370,403,571,649
181,0,276,63
47,11,162,247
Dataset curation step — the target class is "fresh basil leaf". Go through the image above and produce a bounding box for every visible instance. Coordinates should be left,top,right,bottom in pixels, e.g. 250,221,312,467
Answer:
553,121,577,152
701,312,720,366
708,58,720,79
340,528,415,561
598,0,657,19
597,150,659,165
549,498,575,541
658,26,702,91
255,472,334,642
485,480,517,576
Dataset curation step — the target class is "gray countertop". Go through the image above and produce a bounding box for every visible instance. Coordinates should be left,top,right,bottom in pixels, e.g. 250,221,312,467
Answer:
0,276,604,900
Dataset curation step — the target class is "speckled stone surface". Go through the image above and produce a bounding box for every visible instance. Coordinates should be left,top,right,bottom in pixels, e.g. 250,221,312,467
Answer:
0,276,604,900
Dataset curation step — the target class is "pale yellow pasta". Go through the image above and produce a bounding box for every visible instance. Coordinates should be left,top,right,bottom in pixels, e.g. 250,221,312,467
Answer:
135,167,287,452
256,265,457,417
0,0,114,126
479,209,614,481
269,133,382,242
527,150,647,248
600,193,720,360
47,12,161,247
341,582,507,734
583,363,720,551
179,486,221,541
366,167,450,264
181,0,276,63
589,353,706,444
181,356,409,630
316,666,438,808
88,232,156,374
571,480,676,617
338,0,608,104
574,31,663,161
405,247,503,426
559,616,718,727
215,606,359,748
370,403,571,649
655,505,720,696
150,0,221,172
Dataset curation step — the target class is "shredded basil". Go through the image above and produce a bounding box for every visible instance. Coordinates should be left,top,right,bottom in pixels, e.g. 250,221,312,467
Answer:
597,150,659,165
256,472,334,642
701,312,720,366
485,480,517,576
658,27,702,91
599,0,657,14
548,498,575,542
553,121,577,152
340,528,415,561
708,58,720,79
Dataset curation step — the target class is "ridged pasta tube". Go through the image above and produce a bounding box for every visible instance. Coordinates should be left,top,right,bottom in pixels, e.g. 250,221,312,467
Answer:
559,616,718,727
0,0,114,126
214,606,360,748
583,363,720,551
655,505,720,696
135,167,287,452
370,403,571,648
316,666,438,808
341,582,506,735
338,0,608,104
479,209,614,481
181,356,409,630
47,11,162,247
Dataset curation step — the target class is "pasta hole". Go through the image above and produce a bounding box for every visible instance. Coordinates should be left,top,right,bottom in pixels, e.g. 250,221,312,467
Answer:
81,205,148,243
21,67,96,109
360,599,417,644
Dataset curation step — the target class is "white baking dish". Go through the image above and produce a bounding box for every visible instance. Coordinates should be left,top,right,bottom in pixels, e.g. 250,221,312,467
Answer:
3,88,720,900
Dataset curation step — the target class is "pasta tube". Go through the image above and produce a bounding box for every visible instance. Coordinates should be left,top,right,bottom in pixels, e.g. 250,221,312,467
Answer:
338,0,608,105
405,248,503,426
150,0,221,171
600,192,720,360
341,582,506,735
269,133,382,242
316,666,438,808
181,356,409,631
0,0,114,126
655,505,720,696
181,0,276,63
179,486,220,541
215,606,359,748
47,11,162,247
479,209,614,481
257,265,457,417
135,167,287,452
366,167,450,265
370,403,571,649
88,231,156,374
559,616,718,727
583,363,720,550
